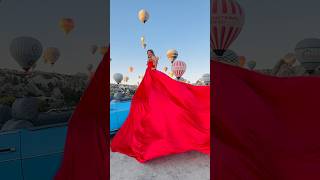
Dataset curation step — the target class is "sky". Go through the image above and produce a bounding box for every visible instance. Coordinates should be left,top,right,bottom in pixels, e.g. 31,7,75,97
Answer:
231,0,320,69
110,0,210,85
1,0,318,78
0,0,108,75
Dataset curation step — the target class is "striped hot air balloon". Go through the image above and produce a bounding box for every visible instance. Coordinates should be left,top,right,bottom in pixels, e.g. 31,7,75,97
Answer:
172,60,187,79
9,36,43,72
295,38,320,72
211,0,245,57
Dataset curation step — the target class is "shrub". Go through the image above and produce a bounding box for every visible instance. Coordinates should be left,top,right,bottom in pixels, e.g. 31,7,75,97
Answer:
0,96,16,106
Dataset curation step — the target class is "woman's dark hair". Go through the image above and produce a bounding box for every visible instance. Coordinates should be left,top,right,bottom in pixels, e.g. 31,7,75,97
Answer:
147,49,155,56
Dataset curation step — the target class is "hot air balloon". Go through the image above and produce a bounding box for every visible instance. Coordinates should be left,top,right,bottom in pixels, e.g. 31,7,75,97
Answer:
100,46,108,55
168,71,174,78
200,73,210,85
128,66,134,73
239,56,246,67
87,64,93,72
172,60,187,79
140,36,146,49
211,0,245,57
90,45,98,54
163,66,168,72
167,49,178,63
142,43,147,49
124,76,129,83
138,9,149,23
295,38,320,73
113,73,123,84
247,60,256,70
10,36,43,72
59,18,75,35
211,49,239,65
43,47,60,66
283,53,296,65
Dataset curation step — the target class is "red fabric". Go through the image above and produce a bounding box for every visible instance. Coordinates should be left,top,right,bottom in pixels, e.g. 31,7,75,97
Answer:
55,48,109,179
111,64,210,162
212,61,320,180
147,60,155,68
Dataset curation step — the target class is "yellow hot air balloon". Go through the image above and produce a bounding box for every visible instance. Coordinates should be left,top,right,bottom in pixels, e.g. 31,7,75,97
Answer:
169,71,174,78
163,66,168,72
124,76,129,83
43,47,60,66
166,49,178,63
128,66,134,73
59,18,75,35
138,9,149,23
100,46,108,55
239,56,246,67
140,36,146,49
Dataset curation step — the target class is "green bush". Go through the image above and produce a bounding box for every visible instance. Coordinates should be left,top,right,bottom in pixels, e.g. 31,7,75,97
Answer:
61,88,82,106
38,99,50,112
0,96,16,106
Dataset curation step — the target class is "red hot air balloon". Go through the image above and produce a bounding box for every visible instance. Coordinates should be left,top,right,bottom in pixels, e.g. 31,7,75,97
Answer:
172,60,187,80
211,0,245,57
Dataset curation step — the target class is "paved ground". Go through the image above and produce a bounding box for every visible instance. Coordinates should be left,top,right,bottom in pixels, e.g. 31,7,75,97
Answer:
110,150,210,180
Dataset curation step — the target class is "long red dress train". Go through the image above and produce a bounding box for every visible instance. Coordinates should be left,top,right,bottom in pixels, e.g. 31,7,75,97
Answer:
212,61,320,180
55,48,109,180
111,61,210,163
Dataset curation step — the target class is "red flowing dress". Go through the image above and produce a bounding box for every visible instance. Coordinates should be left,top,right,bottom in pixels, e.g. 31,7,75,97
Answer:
111,60,210,163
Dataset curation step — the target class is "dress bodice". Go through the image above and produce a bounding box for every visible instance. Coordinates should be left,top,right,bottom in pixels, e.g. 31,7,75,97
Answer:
147,60,155,69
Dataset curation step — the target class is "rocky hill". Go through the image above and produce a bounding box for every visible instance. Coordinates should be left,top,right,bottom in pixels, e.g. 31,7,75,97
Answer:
0,69,89,112
110,83,137,101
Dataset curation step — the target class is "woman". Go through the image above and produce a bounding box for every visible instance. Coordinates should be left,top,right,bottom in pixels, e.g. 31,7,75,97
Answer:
111,49,210,163
146,49,159,70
